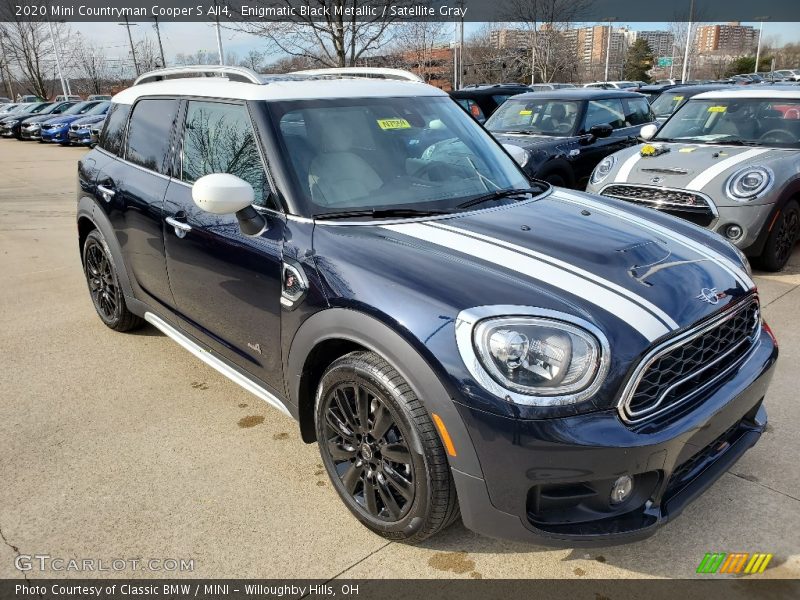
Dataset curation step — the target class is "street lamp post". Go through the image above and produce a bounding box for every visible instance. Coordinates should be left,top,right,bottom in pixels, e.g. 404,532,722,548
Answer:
603,18,616,83
153,17,166,68
47,20,68,98
681,0,694,83
118,17,140,76
754,17,769,73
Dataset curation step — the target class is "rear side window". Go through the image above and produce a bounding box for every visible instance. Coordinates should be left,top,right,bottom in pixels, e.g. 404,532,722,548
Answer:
583,98,626,130
99,103,131,157
456,99,485,121
623,97,654,126
125,99,178,174
180,101,272,208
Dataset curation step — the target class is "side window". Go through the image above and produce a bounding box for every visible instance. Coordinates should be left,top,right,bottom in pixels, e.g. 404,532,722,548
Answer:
125,99,178,174
583,98,626,130
181,101,273,209
99,103,131,157
623,97,653,126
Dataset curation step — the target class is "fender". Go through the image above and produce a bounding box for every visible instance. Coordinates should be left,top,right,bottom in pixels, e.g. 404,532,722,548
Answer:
77,196,149,317
746,178,800,256
286,307,484,478
532,157,575,188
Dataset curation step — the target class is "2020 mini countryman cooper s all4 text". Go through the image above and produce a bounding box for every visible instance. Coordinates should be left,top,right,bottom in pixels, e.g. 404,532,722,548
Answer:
77,66,778,545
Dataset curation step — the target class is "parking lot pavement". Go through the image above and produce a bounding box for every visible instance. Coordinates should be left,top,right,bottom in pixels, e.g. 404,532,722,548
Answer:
0,140,798,580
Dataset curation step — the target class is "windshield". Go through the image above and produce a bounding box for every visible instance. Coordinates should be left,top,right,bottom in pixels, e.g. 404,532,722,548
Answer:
486,98,580,136
650,92,687,118
63,101,97,115
267,96,531,216
655,98,800,148
87,101,110,115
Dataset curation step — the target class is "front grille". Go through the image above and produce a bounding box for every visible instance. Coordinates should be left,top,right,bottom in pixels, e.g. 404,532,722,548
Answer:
602,184,716,227
619,297,760,426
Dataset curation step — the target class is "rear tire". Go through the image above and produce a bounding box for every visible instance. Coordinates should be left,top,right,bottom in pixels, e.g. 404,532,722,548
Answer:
82,230,144,332
757,200,799,272
541,173,567,188
315,351,459,543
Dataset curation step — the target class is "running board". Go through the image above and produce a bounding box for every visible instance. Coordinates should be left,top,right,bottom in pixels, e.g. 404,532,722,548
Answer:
144,312,292,417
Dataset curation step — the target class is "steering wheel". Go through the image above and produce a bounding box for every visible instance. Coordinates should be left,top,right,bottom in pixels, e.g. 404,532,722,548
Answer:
759,129,796,144
412,161,462,182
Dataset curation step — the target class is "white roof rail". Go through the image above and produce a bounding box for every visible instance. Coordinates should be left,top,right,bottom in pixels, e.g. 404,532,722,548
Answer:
291,67,424,83
134,65,262,86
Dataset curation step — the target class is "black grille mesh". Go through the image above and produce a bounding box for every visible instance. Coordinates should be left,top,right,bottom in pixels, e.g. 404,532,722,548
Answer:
603,185,715,227
623,298,760,425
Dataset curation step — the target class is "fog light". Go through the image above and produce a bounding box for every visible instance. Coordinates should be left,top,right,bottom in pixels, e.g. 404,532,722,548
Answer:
725,224,743,241
610,475,634,505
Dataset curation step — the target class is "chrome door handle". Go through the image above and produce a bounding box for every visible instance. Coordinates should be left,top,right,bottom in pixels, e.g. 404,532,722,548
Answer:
97,184,115,202
166,216,192,238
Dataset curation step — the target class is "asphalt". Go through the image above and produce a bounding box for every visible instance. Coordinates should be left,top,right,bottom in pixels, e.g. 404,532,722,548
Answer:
0,141,798,580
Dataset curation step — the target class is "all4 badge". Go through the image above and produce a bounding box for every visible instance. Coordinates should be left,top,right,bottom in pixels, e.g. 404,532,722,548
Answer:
640,143,670,158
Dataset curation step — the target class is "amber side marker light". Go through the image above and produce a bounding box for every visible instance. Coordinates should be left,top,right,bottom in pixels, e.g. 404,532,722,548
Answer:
432,413,457,457
763,319,778,347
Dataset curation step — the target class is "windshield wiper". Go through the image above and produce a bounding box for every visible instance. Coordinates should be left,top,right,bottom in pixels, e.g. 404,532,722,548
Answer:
314,208,455,220
704,139,761,146
497,130,537,135
457,185,546,209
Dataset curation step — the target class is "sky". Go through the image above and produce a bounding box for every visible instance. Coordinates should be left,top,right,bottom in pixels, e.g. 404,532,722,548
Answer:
71,20,800,67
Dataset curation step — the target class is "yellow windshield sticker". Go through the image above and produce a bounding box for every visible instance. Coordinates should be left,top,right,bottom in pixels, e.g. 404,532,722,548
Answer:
519,109,532,115
377,118,411,130
708,106,727,113
672,96,684,102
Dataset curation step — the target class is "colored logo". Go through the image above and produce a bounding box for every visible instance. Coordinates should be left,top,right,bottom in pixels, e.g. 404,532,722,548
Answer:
696,552,773,574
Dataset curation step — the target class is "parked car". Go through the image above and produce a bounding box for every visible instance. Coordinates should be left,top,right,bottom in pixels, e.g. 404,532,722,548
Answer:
485,89,655,188
77,66,776,545
636,83,683,103
773,69,800,82
0,103,20,116
17,101,79,140
0,96,11,104
67,103,111,145
587,88,800,271
655,79,682,85
55,94,82,102
583,81,640,90
88,94,113,101
529,83,577,91
649,84,734,124
0,102,54,138
16,95,43,103
450,84,533,123
39,100,107,143
89,119,104,147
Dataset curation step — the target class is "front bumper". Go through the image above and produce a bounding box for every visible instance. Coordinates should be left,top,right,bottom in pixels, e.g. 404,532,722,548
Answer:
21,126,41,140
453,329,777,545
41,127,69,143
69,129,92,144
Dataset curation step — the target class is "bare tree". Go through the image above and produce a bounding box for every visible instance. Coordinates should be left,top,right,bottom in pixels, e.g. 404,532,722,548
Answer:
72,35,112,94
503,0,590,83
390,21,449,83
0,18,72,99
231,0,405,67
136,37,163,72
175,50,220,66
239,49,266,72
460,24,528,85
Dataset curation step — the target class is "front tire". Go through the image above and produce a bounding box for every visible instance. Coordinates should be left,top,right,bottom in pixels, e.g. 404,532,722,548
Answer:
315,351,459,543
758,200,799,272
82,230,144,332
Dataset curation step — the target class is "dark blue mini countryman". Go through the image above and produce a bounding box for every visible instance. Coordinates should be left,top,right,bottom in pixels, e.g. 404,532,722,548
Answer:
77,66,778,545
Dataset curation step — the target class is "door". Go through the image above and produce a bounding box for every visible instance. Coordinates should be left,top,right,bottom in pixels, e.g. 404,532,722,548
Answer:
94,99,179,308
574,97,632,186
163,99,285,391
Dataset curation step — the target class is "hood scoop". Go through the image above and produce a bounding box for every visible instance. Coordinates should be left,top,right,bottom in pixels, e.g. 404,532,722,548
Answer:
640,167,690,175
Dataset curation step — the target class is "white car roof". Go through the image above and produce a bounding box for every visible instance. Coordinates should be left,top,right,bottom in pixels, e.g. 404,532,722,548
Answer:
113,75,446,105
692,88,800,100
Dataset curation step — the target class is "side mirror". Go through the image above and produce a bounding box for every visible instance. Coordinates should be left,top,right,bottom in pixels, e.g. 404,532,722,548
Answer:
589,123,613,138
192,173,267,236
640,124,658,141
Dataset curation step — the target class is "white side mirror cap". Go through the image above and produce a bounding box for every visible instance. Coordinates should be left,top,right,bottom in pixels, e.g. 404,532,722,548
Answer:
192,173,254,215
640,124,658,141
502,143,529,167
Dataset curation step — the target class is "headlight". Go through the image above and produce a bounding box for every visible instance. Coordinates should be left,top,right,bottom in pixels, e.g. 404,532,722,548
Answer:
590,155,617,185
726,166,773,201
471,316,606,403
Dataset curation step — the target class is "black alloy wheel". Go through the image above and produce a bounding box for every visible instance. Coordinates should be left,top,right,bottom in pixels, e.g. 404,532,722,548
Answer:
759,200,800,272
315,351,459,543
82,230,143,331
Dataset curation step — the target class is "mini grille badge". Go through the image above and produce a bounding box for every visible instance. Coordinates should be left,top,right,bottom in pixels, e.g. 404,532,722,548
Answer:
650,176,664,184
696,287,725,305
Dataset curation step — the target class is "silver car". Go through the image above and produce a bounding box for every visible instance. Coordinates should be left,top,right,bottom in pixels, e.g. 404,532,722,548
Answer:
586,88,800,271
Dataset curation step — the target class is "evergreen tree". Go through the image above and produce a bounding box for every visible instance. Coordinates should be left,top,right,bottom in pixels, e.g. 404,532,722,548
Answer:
623,39,654,82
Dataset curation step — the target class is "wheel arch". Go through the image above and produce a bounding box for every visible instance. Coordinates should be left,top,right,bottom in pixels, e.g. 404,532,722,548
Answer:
533,157,576,188
286,308,483,477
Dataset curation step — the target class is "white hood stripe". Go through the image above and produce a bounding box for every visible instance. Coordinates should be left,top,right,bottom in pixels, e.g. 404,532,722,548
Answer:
381,222,672,342
614,151,642,183
685,148,770,191
428,221,679,330
556,191,754,290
